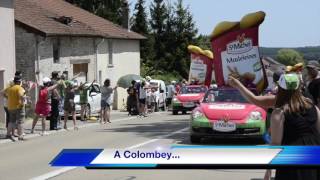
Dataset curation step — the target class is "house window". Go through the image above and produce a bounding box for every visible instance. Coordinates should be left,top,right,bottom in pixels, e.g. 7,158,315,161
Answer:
53,38,60,63
108,40,113,66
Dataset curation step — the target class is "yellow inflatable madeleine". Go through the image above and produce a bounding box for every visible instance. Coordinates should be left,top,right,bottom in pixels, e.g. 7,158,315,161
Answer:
210,21,239,39
294,63,304,68
240,11,266,29
292,62,303,72
187,45,202,54
188,45,213,59
286,66,293,73
203,50,214,59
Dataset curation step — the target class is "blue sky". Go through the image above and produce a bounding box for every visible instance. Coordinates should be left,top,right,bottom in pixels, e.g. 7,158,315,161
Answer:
129,0,320,47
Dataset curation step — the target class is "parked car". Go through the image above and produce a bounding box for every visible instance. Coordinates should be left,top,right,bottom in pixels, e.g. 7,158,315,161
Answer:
59,82,101,118
149,79,167,111
189,88,267,143
172,85,208,115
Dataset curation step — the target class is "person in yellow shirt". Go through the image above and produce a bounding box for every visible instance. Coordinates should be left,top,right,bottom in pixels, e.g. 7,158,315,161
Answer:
4,76,25,141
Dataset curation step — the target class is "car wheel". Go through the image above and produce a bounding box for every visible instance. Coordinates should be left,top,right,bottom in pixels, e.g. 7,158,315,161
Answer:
172,110,178,115
190,135,201,144
84,104,91,120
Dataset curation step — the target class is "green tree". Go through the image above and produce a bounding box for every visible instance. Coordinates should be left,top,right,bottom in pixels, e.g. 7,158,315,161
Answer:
65,0,128,26
171,0,198,78
150,0,168,71
196,34,211,50
276,49,305,66
162,1,177,72
131,0,154,68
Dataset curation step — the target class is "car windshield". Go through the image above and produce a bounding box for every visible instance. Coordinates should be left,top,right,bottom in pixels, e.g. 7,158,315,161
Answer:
150,82,158,87
179,86,207,94
203,89,248,103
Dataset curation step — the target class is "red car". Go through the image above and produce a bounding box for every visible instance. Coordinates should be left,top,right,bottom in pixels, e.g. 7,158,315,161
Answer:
190,88,267,143
172,85,208,115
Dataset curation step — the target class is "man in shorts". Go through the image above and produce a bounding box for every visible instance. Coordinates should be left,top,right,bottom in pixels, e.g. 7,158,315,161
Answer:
138,81,147,117
5,76,26,141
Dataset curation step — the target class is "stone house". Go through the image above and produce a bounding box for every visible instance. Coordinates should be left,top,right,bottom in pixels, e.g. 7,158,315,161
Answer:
15,0,145,110
0,0,16,124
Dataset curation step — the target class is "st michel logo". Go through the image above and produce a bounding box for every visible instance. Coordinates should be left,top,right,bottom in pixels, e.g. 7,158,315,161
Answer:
226,33,253,54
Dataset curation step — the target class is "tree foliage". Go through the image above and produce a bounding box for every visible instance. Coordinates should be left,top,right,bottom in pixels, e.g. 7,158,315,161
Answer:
149,0,168,72
276,49,305,66
170,0,198,77
67,0,199,80
66,0,128,25
147,0,198,78
130,0,154,69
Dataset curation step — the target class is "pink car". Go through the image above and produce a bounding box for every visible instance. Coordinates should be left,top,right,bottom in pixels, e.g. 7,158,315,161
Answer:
190,88,267,143
172,85,208,115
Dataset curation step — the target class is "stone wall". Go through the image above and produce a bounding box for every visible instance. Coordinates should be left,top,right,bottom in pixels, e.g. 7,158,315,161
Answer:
15,24,141,112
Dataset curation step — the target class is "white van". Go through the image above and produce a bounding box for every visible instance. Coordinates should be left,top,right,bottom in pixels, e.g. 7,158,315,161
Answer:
149,79,167,111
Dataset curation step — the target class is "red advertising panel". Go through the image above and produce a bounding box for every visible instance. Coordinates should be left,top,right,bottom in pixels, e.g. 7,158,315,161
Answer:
188,45,214,87
210,11,268,93
189,53,213,87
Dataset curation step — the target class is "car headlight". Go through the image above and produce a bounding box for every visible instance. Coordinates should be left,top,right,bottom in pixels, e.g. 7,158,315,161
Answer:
173,97,180,103
192,110,203,119
249,111,262,120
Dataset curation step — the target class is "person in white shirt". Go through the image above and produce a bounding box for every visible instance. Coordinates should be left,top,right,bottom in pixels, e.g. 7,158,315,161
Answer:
138,81,147,117
166,81,176,109
100,79,117,124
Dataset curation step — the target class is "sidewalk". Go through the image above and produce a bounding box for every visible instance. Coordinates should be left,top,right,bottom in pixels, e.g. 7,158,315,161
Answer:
0,110,128,143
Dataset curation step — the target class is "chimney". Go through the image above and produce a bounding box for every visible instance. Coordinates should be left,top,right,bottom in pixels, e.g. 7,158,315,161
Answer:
121,0,129,31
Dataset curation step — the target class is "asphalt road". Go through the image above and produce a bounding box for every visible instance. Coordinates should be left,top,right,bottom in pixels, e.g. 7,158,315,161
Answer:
0,112,269,180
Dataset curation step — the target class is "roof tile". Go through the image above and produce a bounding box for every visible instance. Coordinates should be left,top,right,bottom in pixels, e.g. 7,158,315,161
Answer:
15,0,145,39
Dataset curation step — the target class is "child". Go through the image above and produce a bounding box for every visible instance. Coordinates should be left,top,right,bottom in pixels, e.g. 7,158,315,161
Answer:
31,77,59,135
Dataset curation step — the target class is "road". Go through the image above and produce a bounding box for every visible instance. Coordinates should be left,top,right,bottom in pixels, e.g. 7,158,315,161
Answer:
0,112,268,180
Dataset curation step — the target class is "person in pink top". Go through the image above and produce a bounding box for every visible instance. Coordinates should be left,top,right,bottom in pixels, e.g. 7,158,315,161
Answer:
31,77,59,135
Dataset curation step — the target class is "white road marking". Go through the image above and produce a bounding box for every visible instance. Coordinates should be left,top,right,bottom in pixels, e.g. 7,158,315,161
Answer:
30,125,189,180
30,167,76,180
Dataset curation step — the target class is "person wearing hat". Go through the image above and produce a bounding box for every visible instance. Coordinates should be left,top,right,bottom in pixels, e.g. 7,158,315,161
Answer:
31,77,59,135
264,73,320,180
306,60,320,108
3,76,25,141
